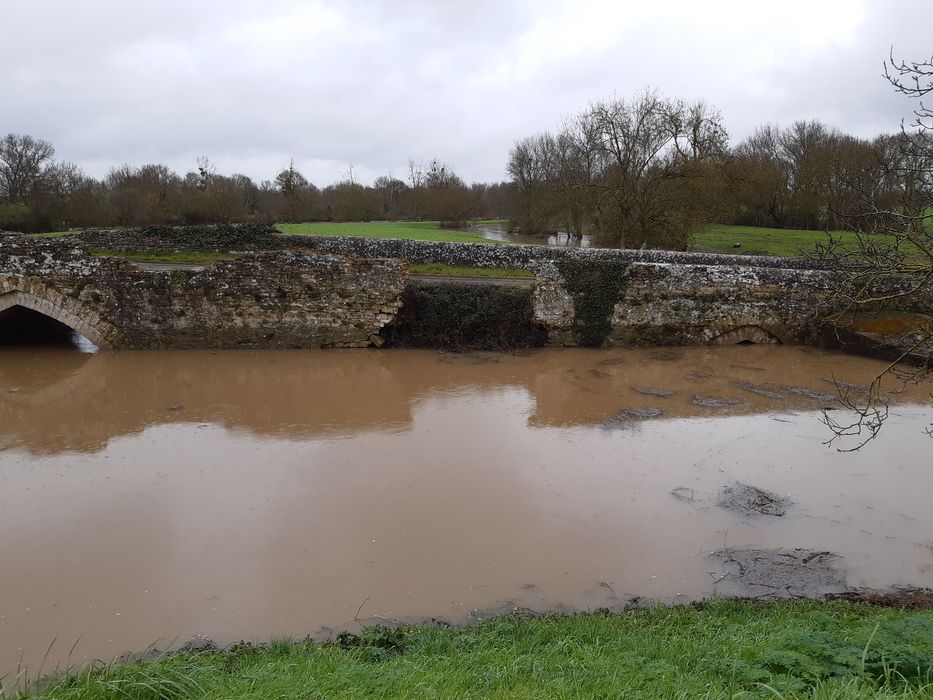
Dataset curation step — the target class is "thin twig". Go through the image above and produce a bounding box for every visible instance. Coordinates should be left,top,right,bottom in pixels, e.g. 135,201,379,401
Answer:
354,596,371,622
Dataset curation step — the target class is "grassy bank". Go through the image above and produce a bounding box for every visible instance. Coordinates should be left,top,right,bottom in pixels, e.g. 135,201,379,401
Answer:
14,601,933,699
409,263,534,279
693,224,921,258
277,221,491,243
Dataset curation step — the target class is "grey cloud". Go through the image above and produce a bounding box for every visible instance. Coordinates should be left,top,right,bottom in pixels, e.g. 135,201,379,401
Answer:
2,0,930,186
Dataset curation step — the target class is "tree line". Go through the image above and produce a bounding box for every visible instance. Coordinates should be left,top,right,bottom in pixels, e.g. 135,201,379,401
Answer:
0,144,510,233
1,85,930,247
507,89,929,248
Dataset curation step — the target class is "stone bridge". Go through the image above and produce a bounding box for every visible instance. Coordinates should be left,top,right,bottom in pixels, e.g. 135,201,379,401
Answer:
0,228,926,351
0,233,407,349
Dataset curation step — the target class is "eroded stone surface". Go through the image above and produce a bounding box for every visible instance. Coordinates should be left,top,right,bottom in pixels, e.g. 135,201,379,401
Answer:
3,229,931,352
0,235,407,349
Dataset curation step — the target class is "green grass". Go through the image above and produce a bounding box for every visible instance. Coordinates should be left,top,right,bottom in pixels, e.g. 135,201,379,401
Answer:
277,220,915,259
276,221,493,243
468,218,509,227
13,601,933,699
409,263,534,279
88,248,237,265
694,224,930,258
26,221,918,261
695,224,860,257
30,230,81,238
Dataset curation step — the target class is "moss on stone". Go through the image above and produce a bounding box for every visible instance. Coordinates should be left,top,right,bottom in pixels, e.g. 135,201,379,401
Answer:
556,260,631,346
384,283,548,350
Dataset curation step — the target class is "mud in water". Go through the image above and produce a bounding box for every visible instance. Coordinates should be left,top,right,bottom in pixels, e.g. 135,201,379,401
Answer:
708,548,847,598
0,345,931,683
716,482,792,517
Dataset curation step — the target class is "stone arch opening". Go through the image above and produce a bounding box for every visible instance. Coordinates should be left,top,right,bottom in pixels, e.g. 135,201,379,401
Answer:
0,290,112,350
709,325,783,346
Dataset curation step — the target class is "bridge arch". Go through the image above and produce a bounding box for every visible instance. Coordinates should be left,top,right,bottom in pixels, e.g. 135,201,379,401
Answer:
0,289,115,349
708,324,783,345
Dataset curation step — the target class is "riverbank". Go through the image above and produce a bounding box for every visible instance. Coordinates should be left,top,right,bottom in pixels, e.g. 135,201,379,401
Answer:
12,599,933,699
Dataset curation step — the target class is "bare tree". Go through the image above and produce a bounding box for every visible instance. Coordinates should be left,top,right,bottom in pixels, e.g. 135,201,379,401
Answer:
507,90,727,249
373,174,408,218
323,180,379,221
730,121,845,230
819,51,933,449
423,160,475,226
0,134,55,204
273,161,320,222
406,159,427,219
196,156,216,191
274,160,308,196
507,133,565,234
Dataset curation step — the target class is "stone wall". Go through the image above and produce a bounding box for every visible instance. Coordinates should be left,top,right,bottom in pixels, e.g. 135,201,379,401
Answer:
59,226,854,348
2,228,930,354
70,224,828,270
608,262,841,346
0,235,407,349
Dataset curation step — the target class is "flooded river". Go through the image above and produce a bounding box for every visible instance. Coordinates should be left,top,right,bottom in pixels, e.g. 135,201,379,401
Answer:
1,346,931,684
468,224,592,247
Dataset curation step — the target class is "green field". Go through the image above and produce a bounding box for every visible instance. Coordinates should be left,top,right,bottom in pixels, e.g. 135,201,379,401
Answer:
15,601,933,699
695,223,931,258
694,224,864,257
277,221,491,243
277,220,897,259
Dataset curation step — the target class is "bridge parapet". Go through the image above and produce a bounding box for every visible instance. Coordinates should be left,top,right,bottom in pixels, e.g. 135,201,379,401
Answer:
0,233,407,349
2,229,929,353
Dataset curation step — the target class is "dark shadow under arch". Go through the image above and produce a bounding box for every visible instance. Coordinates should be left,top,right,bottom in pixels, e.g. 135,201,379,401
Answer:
0,290,112,349
709,325,783,345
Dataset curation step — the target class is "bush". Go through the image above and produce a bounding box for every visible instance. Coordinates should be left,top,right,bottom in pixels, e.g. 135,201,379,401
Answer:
383,283,548,350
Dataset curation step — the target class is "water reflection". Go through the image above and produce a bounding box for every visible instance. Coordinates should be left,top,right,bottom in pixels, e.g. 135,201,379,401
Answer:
466,224,592,247
1,346,927,455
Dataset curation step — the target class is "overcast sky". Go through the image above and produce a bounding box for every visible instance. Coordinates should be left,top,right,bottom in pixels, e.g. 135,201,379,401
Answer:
2,0,931,186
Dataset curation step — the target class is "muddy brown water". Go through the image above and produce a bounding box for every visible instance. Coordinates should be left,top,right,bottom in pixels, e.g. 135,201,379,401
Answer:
1,345,931,684
467,224,593,247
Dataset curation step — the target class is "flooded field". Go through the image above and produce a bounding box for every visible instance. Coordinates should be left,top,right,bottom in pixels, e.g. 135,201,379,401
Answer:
1,345,931,684
468,224,592,247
